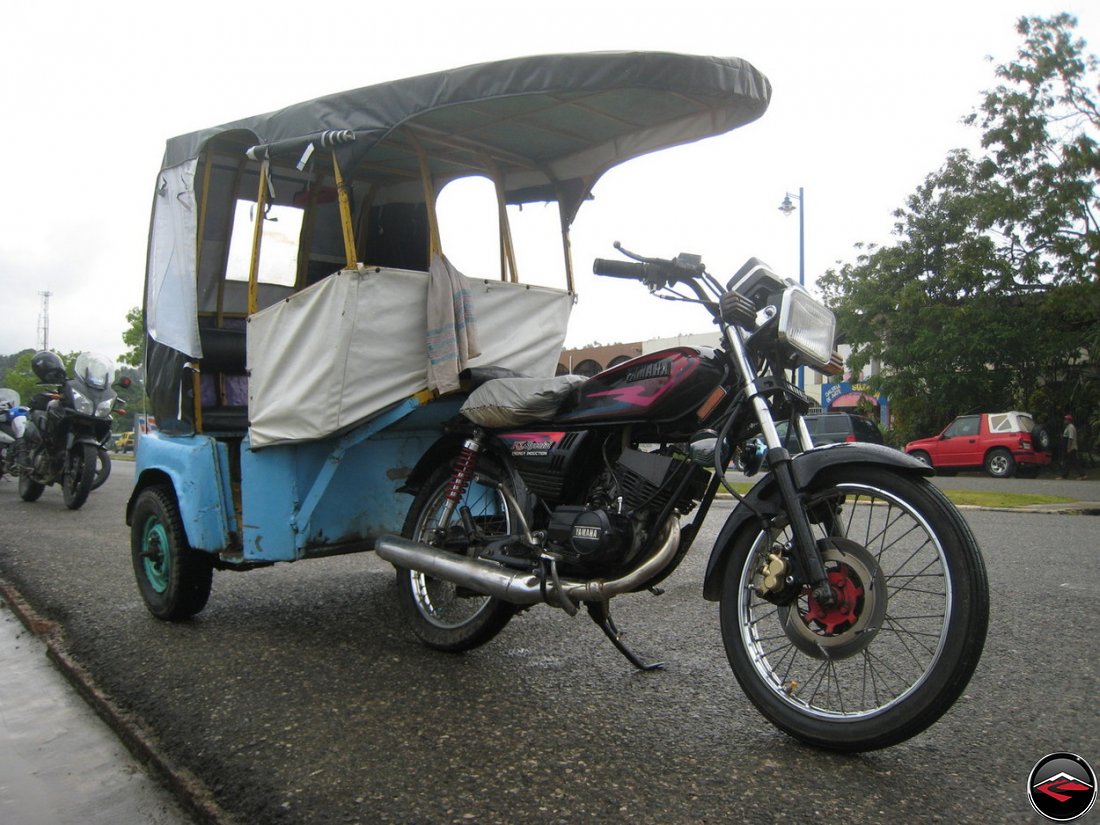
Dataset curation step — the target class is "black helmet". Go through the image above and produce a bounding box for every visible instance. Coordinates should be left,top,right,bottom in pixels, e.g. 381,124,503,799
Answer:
31,351,66,383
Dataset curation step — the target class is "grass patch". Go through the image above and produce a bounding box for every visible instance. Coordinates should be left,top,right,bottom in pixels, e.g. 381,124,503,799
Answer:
938,489,1075,508
720,482,1075,509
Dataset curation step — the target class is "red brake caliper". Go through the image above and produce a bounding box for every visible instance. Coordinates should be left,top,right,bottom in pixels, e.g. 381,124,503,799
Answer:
800,565,864,634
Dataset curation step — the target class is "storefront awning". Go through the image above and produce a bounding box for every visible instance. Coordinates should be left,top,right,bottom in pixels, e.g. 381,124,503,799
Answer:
829,391,879,409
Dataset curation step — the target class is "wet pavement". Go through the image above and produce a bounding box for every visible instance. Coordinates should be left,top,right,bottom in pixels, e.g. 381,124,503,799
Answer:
0,601,195,825
0,464,1095,823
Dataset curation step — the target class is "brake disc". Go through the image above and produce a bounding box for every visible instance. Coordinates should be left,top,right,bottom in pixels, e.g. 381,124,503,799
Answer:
778,537,887,660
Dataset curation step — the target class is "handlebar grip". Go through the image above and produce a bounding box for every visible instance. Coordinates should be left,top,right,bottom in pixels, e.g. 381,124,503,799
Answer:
592,259,647,279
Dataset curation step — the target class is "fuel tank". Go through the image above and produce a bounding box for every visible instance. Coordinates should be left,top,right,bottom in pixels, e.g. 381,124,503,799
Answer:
554,346,725,425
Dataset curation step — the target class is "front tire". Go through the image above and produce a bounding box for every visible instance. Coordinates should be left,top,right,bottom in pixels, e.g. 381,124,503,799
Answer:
131,486,213,620
908,450,932,468
62,443,97,509
18,471,45,502
718,466,988,752
91,447,111,490
394,458,518,652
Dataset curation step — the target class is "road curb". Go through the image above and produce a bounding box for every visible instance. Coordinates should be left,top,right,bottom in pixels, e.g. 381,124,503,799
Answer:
954,502,1100,515
0,577,238,825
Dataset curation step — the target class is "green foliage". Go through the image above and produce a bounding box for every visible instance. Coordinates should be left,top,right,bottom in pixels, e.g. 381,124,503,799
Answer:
0,350,80,402
0,351,39,401
112,364,146,432
821,15,1099,444
120,306,145,368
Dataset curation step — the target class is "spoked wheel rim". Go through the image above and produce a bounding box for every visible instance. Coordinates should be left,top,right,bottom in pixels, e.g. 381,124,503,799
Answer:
409,480,511,630
738,482,952,721
987,452,1011,477
141,518,171,594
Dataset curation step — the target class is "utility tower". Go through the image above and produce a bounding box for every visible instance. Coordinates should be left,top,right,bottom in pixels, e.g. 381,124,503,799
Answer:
37,290,52,351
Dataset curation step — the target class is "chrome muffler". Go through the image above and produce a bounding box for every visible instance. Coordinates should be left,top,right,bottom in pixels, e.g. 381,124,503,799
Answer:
375,518,680,608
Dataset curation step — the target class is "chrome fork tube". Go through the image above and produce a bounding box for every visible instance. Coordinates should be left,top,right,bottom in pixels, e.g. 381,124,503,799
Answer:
721,323,834,604
723,326,785,449
794,416,815,452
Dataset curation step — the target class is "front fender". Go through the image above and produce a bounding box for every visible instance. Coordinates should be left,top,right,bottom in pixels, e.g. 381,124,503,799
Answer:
701,443,930,601
126,431,236,552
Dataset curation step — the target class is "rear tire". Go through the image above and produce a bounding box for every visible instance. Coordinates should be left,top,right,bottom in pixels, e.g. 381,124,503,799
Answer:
394,457,518,652
984,448,1015,478
131,486,213,620
718,465,988,752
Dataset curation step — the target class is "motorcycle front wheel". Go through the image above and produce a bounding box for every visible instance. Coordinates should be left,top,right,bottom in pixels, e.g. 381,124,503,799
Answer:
62,443,97,509
719,465,989,752
91,447,111,490
394,458,518,652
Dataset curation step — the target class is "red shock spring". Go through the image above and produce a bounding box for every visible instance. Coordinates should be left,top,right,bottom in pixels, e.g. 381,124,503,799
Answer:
444,439,481,503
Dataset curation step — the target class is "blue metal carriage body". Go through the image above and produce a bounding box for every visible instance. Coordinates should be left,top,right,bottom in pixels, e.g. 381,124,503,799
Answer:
131,396,463,565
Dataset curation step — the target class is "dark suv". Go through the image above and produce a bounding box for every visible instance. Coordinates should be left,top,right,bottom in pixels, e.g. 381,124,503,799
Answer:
776,413,885,451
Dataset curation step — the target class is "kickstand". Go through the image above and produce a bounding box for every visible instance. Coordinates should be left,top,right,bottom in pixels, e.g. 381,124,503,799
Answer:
586,601,665,671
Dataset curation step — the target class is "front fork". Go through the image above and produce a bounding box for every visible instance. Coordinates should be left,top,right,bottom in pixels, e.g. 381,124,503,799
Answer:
723,326,836,606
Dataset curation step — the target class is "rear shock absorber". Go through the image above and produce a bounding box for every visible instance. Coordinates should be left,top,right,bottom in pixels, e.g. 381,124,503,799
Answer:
434,434,483,533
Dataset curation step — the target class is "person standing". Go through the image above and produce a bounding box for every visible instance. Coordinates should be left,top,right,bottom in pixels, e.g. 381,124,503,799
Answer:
1057,414,1085,480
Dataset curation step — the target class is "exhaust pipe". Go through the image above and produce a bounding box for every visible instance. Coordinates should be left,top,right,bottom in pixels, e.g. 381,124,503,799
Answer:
375,518,681,608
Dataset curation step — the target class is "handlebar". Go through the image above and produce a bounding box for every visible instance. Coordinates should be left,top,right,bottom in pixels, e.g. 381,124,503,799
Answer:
592,259,649,280
592,249,706,289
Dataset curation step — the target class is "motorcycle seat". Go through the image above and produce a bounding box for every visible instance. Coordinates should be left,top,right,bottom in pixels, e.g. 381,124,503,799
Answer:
460,374,586,428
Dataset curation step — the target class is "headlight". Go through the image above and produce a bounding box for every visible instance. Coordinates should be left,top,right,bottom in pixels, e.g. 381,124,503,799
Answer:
70,388,94,415
778,287,836,369
96,398,115,417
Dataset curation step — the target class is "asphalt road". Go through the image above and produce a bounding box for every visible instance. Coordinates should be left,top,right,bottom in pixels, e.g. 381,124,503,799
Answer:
0,462,1097,824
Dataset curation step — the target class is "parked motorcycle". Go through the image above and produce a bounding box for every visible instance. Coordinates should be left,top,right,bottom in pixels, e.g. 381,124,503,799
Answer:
377,245,990,752
0,388,27,482
16,351,121,509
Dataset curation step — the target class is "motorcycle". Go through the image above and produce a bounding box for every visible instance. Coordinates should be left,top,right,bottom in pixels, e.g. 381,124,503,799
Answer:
0,388,27,481
17,351,121,509
376,245,990,752
128,51,986,752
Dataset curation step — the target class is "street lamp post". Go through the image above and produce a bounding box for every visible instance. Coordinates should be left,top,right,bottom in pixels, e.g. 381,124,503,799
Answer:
778,187,805,391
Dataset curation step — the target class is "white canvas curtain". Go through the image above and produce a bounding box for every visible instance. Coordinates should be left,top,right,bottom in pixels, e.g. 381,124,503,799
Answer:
145,159,202,358
246,267,573,447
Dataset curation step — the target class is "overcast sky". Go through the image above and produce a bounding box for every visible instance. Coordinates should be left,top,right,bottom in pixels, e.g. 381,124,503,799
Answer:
1,1,1096,362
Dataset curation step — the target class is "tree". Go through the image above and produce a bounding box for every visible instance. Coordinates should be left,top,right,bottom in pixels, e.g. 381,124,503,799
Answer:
120,306,145,368
0,351,81,402
820,15,1099,442
968,14,1099,288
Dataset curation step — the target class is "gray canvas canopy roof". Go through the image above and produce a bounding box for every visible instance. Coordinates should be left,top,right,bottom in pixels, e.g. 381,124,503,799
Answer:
144,51,772,443
161,51,771,224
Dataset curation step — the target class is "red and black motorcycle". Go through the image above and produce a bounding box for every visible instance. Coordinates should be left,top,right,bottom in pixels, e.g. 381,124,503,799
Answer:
377,245,989,752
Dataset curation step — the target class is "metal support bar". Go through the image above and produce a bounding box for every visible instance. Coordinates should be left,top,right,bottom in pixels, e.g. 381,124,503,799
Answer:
331,150,358,269
291,394,429,548
246,158,270,316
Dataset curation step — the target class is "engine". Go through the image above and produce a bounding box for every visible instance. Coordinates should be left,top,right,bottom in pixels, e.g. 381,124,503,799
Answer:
543,446,707,576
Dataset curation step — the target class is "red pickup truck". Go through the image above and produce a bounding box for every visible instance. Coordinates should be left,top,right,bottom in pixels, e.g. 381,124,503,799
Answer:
904,411,1051,478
